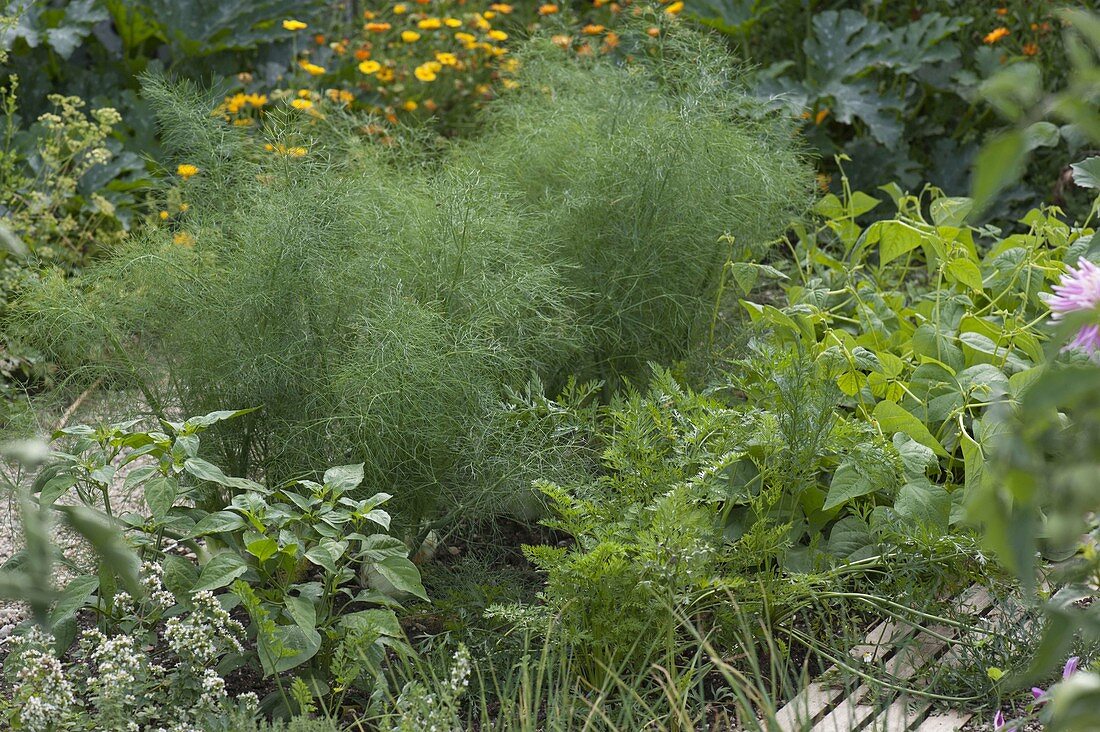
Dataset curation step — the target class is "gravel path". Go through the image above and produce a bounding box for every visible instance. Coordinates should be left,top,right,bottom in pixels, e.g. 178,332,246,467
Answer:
0,388,150,639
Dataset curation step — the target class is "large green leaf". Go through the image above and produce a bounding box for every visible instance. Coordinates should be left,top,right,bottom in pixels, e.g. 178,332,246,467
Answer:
49,575,99,626
827,515,876,560
823,462,877,511
193,552,248,592
323,463,365,494
873,400,948,457
373,556,428,601
895,479,950,529
144,475,178,521
1071,156,1100,189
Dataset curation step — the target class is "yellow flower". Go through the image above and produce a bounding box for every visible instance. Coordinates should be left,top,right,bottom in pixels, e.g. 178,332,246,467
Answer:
393,3,407,13
401,30,421,42
358,59,382,74
444,17,462,27
365,22,392,32
814,108,829,125
473,15,490,30
414,64,438,82
291,98,314,110
179,202,190,212
282,19,307,31
297,89,312,97
285,146,308,157
326,88,355,103
551,34,572,49
488,29,508,41
403,99,418,111
483,11,496,19
665,1,684,14
233,118,254,126
983,27,1009,44
455,31,476,47
502,78,519,90
418,17,442,30
377,67,395,82
173,231,195,247
159,210,169,220
177,163,199,179
435,51,458,66
538,4,559,15
581,24,605,35
299,60,326,75
490,3,513,12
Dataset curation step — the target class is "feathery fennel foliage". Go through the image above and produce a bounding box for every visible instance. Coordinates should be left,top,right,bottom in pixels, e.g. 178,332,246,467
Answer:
10,25,810,529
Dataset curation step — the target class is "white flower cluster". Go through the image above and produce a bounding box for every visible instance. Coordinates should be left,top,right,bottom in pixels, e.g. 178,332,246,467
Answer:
164,590,244,667
83,627,156,720
140,561,176,610
446,644,472,696
10,628,77,732
3,582,256,732
391,644,472,732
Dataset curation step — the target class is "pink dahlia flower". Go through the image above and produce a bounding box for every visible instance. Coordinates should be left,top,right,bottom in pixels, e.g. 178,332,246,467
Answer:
1045,258,1100,357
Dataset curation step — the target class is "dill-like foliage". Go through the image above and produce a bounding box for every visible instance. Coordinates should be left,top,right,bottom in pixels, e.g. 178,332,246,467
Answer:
459,26,812,385
10,24,810,529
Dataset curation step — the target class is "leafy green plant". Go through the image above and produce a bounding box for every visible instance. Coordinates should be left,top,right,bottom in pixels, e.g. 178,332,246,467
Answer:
9,408,427,715
0,589,259,731
9,23,809,534
501,365,928,672
738,165,1096,539
688,0,1083,218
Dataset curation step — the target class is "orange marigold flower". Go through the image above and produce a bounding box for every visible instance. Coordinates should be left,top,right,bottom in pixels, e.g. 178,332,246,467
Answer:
423,98,438,112
814,108,830,125
551,34,572,48
581,24,605,35
538,3,559,14
646,27,660,37
490,3,513,13
984,27,1009,44
995,7,1008,16
365,21,392,31
603,31,620,49
1022,42,1039,56
314,34,326,44
355,48,371,60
